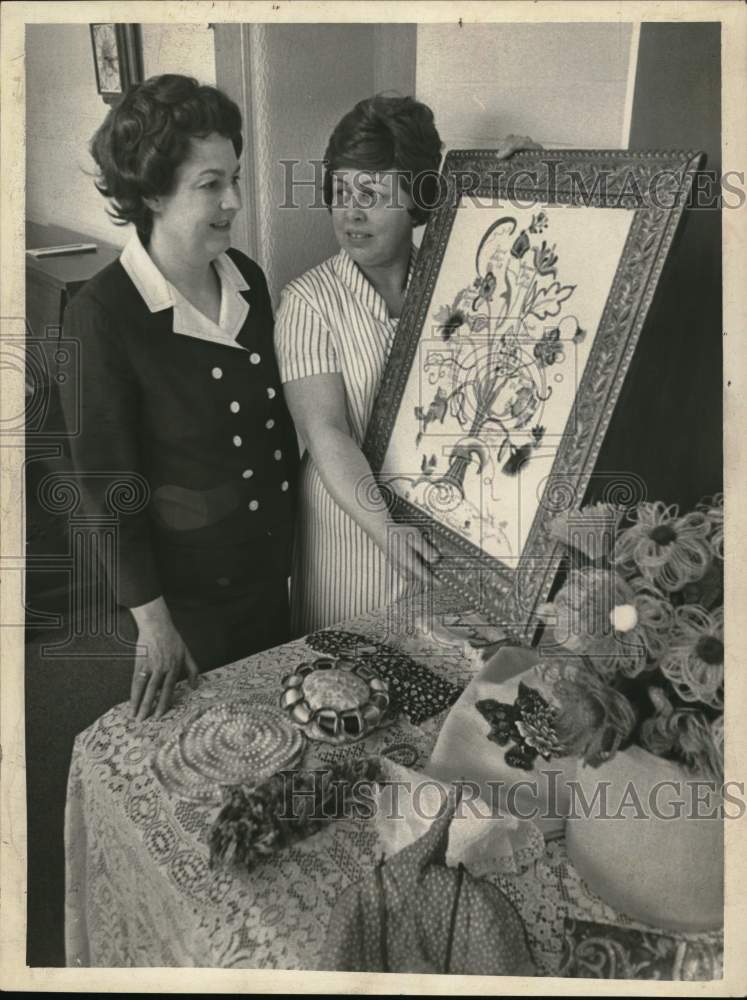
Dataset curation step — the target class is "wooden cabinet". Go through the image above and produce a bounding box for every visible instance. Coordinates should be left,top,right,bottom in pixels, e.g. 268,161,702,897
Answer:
25,222,120,624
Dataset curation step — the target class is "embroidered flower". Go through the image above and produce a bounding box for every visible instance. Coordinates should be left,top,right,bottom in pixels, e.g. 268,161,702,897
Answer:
472,268,497,309
533,327,564,367
550,662,636,767
501,443,532,477
433,304,467,342
531,425,545,447
510,230,530,259
506,383,539,428
659,605,724,709
612,501,712,592
538,568,673,678
476,682,567,770
532,240,558,276
572,325,587,345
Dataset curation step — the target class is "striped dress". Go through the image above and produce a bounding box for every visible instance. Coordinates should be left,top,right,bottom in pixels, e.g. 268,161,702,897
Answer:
274,247,417,634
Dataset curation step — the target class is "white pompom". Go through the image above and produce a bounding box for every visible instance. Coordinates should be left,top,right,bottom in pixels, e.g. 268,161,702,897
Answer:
610,603,638,632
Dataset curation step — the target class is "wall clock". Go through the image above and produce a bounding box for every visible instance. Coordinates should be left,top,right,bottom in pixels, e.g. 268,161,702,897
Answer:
90,23,143,105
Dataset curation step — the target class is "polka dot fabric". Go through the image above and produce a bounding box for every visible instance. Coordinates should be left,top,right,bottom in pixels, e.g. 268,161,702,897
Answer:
306,629,463,726
319,790,535,975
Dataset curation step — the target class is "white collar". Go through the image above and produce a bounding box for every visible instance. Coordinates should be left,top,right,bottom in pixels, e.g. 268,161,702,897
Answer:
120,231,251,347
333,244,418,323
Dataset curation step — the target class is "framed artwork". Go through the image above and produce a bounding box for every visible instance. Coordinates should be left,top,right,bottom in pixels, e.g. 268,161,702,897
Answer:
90,23,143,105
364,149,703,638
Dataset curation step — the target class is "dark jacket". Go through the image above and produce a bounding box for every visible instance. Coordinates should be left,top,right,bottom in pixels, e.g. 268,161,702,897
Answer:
60,248,299,609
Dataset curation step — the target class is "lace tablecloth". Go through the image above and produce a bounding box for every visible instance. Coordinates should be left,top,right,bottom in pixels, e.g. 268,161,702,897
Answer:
65,598,723,975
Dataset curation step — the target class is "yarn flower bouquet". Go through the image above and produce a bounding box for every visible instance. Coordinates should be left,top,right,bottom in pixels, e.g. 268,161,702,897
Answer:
476,494,725,931
482,494,724,783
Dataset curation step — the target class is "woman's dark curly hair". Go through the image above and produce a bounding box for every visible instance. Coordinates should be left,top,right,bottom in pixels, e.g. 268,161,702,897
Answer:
90,74,243,243
322,95,443,226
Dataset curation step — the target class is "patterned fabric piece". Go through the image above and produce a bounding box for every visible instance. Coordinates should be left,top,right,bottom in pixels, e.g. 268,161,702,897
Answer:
305,628,464,725
558,918,724,980
320,792,535,975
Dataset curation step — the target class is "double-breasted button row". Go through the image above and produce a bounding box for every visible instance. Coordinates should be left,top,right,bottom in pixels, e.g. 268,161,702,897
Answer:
206,359,288,503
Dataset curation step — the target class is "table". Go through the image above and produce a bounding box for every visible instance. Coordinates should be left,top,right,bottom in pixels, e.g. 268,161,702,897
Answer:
65,597,723,976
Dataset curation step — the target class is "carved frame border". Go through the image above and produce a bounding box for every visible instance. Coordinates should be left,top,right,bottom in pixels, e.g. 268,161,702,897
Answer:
363,149,704,640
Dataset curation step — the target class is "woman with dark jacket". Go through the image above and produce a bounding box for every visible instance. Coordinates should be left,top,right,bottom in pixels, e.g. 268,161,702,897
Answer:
60,74,298,720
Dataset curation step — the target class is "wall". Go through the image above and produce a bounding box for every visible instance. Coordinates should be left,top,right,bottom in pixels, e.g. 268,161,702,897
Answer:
244,24,378,302
416,22,636,151
217,24,418,304
25,23,215,247
593,22,722,508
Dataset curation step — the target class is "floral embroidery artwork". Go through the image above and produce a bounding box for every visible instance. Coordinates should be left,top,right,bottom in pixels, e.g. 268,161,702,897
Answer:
379,205,633,561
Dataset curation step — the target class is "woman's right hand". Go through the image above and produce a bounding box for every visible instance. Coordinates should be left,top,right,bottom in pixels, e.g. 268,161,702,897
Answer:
383,522,442,591
129,596,200,722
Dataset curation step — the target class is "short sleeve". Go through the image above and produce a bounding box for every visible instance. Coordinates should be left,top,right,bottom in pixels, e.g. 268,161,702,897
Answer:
274,286,340,382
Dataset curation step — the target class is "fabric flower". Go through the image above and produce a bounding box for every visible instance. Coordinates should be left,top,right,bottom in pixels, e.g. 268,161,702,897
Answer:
612,501,712,592
434,304,467,342
476,682,567,770
640,687,722,782
533,327,564,367
659,605,724,709
532,240,558,276
547,660,637,768
538,568,673,679
698,493,724,561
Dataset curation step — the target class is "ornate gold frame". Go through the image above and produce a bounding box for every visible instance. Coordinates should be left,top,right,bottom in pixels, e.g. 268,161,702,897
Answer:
364,149,704,639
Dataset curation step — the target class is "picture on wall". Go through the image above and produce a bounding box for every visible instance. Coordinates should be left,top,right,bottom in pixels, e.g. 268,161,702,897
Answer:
364,149,704,637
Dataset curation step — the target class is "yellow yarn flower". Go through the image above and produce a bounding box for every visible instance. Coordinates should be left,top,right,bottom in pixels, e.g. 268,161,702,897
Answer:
659,605,724,709
538,568,673,679
697,493,724,561
612,501,712,592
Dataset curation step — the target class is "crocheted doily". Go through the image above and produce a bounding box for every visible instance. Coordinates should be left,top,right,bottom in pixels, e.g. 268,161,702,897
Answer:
153,701,305,801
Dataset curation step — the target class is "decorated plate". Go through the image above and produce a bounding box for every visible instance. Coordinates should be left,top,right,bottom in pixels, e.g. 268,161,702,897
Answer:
280,657,391,744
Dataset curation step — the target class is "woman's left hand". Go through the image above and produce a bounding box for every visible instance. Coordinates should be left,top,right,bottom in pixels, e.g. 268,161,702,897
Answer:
494,134,543,159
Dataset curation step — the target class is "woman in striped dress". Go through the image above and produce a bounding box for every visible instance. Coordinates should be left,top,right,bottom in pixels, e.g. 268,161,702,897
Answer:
275,95,535,633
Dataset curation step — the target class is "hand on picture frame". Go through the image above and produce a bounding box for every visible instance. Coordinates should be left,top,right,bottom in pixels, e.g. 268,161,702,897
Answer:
494,134,544,158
